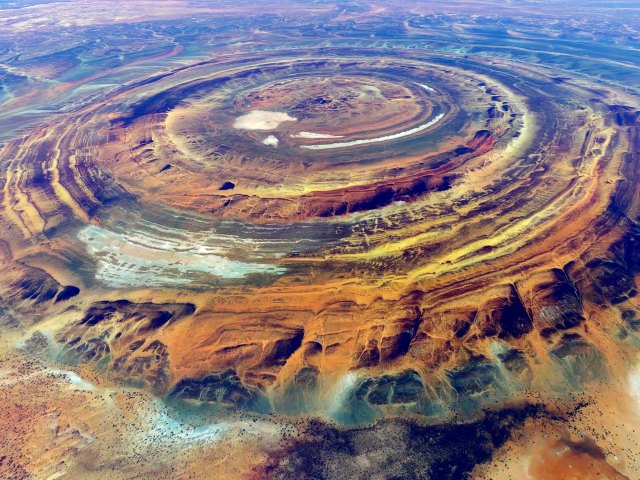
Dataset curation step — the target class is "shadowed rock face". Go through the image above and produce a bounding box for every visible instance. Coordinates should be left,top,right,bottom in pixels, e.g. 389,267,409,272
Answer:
355,370,425,405
76,300,195,330
497,348,531,381
581,259,637,305
567,225,640,307
475,285,533,340
55,300,195,394
550,333,607,387
610,105,640,126
168,369,271,413
6,268,80,315
55,285,80,303
447,357,508,411
11,270,61,305
526,269,584,337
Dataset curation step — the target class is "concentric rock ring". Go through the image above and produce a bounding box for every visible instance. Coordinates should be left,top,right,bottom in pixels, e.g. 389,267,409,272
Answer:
92,52,518,222
2,43,639,425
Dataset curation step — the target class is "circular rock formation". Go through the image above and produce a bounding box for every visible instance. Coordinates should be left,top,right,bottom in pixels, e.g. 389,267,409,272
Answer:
1,2,640,477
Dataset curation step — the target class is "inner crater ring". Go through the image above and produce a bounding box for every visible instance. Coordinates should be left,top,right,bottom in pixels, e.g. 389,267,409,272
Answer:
232,74,435,143
131,53,510,220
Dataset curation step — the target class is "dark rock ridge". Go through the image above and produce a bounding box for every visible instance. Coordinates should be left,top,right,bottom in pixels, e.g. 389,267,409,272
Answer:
56,299,196,394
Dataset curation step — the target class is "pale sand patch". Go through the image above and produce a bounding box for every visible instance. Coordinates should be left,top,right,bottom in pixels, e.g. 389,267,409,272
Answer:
262,135,279,146
233,110,297,130
301,112,445,150
417,82,436,92
291,131,344,139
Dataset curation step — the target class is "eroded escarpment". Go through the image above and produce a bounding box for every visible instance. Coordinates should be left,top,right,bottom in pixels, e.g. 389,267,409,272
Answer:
13,224,640,425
